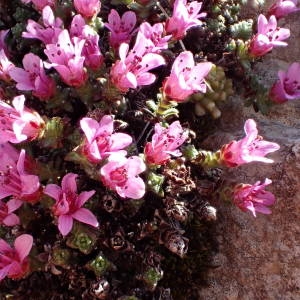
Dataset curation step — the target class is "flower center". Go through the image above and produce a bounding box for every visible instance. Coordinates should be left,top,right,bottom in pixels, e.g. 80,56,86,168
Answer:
96,135,110,151
109,167,127,186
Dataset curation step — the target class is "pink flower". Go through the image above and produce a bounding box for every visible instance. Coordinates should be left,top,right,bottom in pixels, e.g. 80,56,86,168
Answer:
145,121,188,165
268,0,300,19
163,51,212,102
22,6,63,44
44,30,87,87
9,53,55,100
0,146,41,204
0,199,23,226
105,9,137,50
0,234,33,281
269,62,300,103
100,154,146,199
165,0,206,40
74,0,101,18
0,95,45,144
70,15,103,70
0,49,14,82
44,173,98,236
233,179,276,217
249,14,290,57
138,22,171,53
80,115,132,163
220,119,280,167
21,0,55,11
110,33,165,92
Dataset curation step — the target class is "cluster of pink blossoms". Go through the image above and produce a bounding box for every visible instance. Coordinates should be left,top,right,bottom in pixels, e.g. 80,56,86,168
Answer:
19,4,104,91
0,0,287,282
218,119,279,216
79,115,146,200
0,144,35,279
248,1,300,104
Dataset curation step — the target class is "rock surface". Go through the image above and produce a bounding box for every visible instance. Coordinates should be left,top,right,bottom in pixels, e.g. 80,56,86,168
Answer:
198,4,300,300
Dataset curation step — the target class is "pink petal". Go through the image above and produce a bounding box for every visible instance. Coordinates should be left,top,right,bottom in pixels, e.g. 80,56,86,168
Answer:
123,71,137,88
16,149,26,175
172,51,195,73
80,118,99,143
6,199,23,213
253,204,272,215
22,53,41,72
61,173,78,194
257,14,268,33
20,174,40,196
121,11,136,31
268,15,277,31
3,214,20,226
191,62,212,80
107,9,121,31
42,5,56,27
124,176,145,199
0,190,13,200
14,234,33,261
255,192,276,205
126,156,146,177
9,69,33,90
110,133,132,151
138,53,165,73
0,265,12,281
245,202,257,217
44,184,62,201
98,115,114,135
58,215,73,236
243,119,257,136
77,190,95,207
72,207,98,227
286,62,300,81
119,43,129,61
136,73,156,86
86,141,102,161
12,95,26,115
12,120,27,142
